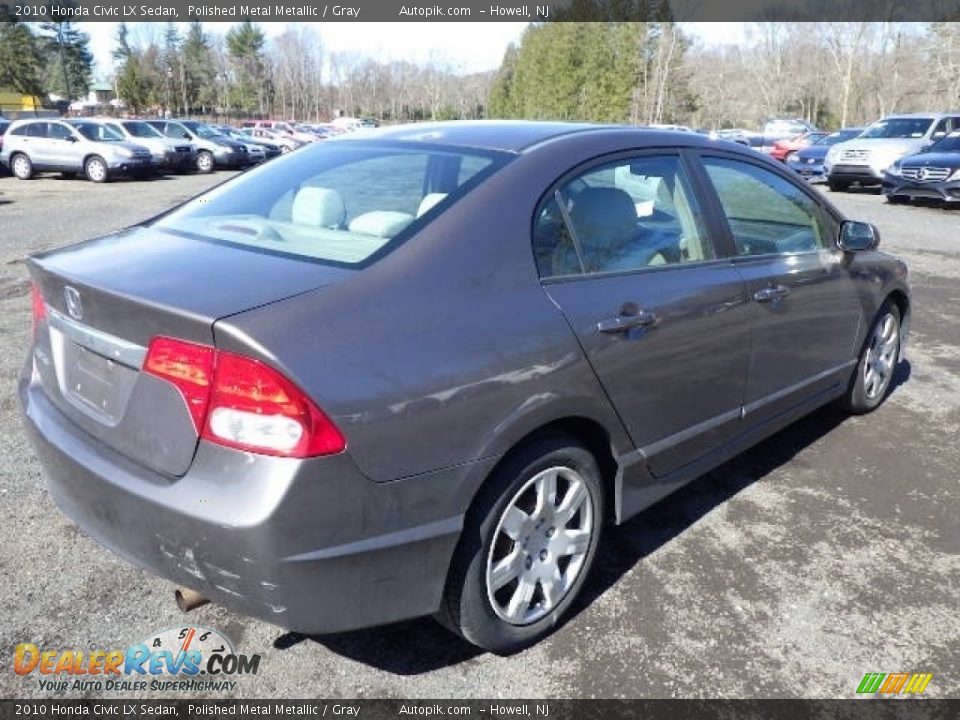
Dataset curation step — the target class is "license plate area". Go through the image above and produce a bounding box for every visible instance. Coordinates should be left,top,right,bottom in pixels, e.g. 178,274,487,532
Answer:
47,316,142,428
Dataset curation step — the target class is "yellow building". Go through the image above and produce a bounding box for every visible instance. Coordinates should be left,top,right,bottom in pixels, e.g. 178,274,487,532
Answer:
0,88,41,115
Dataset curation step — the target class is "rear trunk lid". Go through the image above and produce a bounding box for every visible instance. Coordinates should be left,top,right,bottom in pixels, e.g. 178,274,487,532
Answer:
29,226,351,477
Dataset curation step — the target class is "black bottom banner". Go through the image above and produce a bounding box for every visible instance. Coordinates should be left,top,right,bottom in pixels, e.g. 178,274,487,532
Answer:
1,699,958,720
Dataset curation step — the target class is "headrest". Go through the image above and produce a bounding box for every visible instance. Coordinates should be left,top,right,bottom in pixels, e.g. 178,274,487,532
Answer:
291,187,345,228
416,193,448,217
347,211,414,238
568,187,637,241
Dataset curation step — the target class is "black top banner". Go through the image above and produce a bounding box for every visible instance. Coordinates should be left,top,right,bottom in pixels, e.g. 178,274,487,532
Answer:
1,0,959,21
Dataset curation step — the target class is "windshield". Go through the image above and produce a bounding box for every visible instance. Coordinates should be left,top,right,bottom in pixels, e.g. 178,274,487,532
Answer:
862,118,934,139
818,130,861,146
72,122,123,142
122,121,163,139
929,133,960,153
155,142,508,267
182,122,221,139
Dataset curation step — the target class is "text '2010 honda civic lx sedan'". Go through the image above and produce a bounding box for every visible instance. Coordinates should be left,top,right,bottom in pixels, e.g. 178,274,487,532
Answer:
20,122,910,654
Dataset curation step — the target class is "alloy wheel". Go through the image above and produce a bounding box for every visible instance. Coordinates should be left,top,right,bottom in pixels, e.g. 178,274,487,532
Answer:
12,155,31,180
485,466,594,626
86,158,106,182
863,312,899,400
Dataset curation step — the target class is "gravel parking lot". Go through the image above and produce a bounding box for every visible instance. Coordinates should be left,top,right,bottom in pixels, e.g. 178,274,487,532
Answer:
0,171,957,699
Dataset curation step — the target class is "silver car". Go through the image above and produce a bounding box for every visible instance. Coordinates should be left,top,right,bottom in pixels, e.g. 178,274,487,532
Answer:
0,118,154,182
98,119,197,173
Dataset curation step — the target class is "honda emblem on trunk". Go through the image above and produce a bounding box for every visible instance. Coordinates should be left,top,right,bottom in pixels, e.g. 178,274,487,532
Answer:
63,286,83,321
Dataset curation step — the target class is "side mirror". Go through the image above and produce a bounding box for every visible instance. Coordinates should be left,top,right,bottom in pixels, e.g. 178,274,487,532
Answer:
838,221,880,252
66,136,77,143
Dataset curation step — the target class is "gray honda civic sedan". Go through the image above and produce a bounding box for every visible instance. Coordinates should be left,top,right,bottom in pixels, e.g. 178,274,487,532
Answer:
20,122,910,653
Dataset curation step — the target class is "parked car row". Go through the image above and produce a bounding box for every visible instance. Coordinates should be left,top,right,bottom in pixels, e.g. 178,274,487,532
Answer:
707,111,960,207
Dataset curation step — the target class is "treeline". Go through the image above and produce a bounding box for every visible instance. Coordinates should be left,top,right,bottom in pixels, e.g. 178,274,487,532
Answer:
0,15,93,104
490,21,960,130
0,16,490,122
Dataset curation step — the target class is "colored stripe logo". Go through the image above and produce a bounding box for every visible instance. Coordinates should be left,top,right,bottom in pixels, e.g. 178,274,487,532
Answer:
857,672,933,694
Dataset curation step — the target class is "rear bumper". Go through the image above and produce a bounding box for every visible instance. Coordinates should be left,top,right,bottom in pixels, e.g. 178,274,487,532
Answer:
882,176,960,202
19,370,486,634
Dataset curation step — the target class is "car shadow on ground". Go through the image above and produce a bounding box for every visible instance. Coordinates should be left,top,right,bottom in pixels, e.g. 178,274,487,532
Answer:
273,361,911,674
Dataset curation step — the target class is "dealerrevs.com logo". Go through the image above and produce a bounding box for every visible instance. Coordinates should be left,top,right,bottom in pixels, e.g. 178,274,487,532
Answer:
14,626,261,693
856,672,934,695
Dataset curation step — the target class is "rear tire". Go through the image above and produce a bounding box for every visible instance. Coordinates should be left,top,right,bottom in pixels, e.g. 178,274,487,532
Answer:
438,434,604,654
828,178,850,192
841,301,901,414
885,194,907,205
11,153,33,180
84,156,108,183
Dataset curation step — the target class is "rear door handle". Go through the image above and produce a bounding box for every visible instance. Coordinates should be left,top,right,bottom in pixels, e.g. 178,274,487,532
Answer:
752,285,790,303
597,308,659,335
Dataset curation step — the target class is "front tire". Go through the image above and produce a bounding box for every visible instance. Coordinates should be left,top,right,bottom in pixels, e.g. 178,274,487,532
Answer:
828,178,850,192
196,150,214,173
439,434,604,654
11,153,33,180
84,156,108,183
841,301,901,414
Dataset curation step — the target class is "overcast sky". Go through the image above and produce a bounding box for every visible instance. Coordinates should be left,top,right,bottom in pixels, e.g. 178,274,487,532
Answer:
76,22,747,79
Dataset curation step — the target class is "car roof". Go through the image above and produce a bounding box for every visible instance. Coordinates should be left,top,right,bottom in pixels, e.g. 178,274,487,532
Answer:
340,120,720,154
876,112,959,119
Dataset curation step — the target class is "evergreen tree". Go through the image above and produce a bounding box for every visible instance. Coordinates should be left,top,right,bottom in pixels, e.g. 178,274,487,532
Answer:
487,44,519,118
38,21,93,100
0,16,46,107
226,21,267,114
182,21,214,114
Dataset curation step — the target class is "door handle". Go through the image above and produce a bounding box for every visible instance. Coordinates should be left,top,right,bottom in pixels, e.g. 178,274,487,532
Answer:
597,308,659,335
752,285,790,303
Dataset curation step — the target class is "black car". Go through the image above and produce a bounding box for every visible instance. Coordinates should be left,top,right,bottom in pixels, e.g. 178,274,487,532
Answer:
883,132,960,205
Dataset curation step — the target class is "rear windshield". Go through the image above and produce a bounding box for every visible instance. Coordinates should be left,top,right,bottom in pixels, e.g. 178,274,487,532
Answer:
862,118,934,139
154,142,509,267
122,121,163,139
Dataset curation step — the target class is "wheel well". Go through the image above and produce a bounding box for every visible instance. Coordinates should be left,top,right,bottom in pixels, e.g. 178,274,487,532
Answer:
478,417,619,524
886,289,909,325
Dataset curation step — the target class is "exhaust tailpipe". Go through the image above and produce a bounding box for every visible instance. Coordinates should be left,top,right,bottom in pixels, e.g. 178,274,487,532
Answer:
175,587,210,613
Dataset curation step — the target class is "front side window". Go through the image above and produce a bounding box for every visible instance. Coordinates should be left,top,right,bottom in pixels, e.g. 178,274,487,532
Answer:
534,154,712,278
155,143,506,266
47,123,74,141
702,157,827,256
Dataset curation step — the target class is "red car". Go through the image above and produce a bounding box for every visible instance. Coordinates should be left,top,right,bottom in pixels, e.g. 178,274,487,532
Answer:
771,131,828,162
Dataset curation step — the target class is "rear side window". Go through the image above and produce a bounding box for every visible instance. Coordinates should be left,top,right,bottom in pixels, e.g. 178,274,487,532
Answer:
155,143,507,267
12,123,46,138
702,157,827,256
534,154,712,278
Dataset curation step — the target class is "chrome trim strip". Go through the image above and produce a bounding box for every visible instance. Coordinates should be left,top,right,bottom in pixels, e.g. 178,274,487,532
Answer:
742,361,855,417
45,305,146,369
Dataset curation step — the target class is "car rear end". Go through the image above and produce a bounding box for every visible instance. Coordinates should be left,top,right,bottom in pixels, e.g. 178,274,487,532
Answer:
18,140,510,632
20,236,464,632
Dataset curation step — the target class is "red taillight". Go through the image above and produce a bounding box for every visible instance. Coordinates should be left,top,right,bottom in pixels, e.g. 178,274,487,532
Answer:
143,336,345,458
144,336,214,432
30,282,47,338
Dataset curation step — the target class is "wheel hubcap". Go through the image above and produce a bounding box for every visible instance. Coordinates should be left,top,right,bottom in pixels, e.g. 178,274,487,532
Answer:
14,158,28,176
485,466,594,626
89,161,104,180
863,312,899,400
